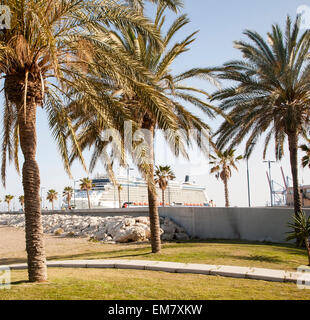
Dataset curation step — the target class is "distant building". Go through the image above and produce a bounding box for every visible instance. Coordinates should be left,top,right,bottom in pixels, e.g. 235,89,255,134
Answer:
286,185,310,207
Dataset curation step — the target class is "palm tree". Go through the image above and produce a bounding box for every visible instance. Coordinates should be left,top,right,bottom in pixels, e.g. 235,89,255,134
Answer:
0,0,173,282
286,212,310,266
127,0,182,11
154,165,175,206
70,4,221,253
300,140,310,169
212,16,310,217
5,195,14,212
46,190,58,211
80,178,93,209
117,184,123,208
63,187,73,210
19,195,25,211
210,149,242,207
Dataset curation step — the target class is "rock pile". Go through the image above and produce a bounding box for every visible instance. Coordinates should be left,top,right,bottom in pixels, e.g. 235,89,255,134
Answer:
0,214,189,243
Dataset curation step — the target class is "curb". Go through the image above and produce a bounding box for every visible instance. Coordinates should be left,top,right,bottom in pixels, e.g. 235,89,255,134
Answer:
6,259,305,284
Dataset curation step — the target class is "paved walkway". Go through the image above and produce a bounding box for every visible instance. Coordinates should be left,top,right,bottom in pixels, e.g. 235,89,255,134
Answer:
6,259,307,283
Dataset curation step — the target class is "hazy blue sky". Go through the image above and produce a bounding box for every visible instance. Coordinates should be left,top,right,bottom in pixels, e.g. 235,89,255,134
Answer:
3,0,310,210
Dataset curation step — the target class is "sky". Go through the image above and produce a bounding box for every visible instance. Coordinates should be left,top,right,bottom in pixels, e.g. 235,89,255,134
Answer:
3,0,310,210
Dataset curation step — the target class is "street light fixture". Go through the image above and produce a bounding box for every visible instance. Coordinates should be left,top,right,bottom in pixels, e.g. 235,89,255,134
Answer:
73,179,80,208
246,143,255,207
41,187,46,209
264,160,276,206
127,167,134,207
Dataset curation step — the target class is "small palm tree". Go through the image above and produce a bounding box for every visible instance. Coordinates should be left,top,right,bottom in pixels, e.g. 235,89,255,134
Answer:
63,187,73,210
286,212,310,265
46,190,58,211
117,184,123,208
210,149,242,207
19,195,25,211
80,178,93,209
5,195,14,212
154,166,175,207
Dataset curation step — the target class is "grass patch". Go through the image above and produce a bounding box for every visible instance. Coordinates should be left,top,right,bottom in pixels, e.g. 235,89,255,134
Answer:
1,268,310,300
45,240,308,271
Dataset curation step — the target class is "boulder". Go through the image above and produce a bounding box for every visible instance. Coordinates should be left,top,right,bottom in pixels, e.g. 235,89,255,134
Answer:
54,228,64,235
114,226,147,243
175,233,190,241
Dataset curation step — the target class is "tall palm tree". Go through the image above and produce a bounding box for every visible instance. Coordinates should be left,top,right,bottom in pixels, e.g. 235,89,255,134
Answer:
210,149,242,207
154,165,175,206
5,195,14,212
80,178,93,209
212,16,310,216
46,190,58,211
19,195,25,211
117,184,123,208
70,4,221,253
0,0,172,282
63,186,73,210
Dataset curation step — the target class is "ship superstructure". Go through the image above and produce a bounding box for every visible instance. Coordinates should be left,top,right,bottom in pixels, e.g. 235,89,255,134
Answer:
71,174,209,209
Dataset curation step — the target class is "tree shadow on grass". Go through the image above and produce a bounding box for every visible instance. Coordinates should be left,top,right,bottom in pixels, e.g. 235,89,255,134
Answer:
229,255,283,264
10,280,29,285
0,258,26,265
47,250,153,261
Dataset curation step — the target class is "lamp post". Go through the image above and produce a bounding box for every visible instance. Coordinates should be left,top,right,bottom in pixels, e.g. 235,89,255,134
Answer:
127,167,134,207
264,160,276,206
73,179,80,208
246,143,255,207
41,187,46,209
246,158,251,207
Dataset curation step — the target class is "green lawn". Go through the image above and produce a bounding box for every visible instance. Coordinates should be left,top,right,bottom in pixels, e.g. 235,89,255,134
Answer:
46,240,308,271
1,268,310,300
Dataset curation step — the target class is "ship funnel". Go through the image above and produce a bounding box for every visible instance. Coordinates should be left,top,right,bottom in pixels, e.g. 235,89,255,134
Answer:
185,175,190,183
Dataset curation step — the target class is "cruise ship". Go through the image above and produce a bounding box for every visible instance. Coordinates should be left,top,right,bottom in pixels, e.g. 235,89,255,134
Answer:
71,174,210,209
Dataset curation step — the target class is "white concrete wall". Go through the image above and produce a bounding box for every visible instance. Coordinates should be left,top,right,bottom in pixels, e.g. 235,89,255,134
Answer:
159,207,310,243
2,206,308,243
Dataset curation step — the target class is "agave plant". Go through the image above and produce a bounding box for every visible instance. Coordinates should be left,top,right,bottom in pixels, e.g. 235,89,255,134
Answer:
286,212,310,265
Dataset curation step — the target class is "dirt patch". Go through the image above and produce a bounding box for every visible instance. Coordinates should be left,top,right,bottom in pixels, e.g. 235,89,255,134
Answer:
0,226,147,265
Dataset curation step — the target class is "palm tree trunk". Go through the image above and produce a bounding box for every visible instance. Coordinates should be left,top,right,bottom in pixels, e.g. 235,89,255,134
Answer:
18,100,47,282
223,176,230,207
142,117,161,253
87,190,91,209
162,188,165,207
52,201,54,211
288,132,302,216
7,202,10,212
305,237,310,266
